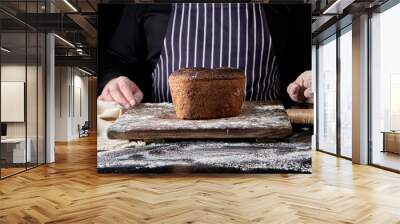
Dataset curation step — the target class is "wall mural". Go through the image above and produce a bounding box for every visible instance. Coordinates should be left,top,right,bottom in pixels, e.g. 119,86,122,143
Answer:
97,3,313,174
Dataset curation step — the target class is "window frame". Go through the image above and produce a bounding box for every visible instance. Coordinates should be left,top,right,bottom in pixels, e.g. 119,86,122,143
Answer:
315,22,353,161
0,0,47,180
367,0,400,173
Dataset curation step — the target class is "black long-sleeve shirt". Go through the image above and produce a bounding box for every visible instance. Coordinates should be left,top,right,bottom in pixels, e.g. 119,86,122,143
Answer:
99,4,311,107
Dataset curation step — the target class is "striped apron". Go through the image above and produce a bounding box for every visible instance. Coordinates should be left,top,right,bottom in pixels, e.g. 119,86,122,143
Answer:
152,3,280,102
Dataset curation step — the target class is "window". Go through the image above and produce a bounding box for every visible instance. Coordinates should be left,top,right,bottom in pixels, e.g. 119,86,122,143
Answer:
339,28,352,158
317,25,353,159
317,35,337,154
0,1,47,179
370,2,400,171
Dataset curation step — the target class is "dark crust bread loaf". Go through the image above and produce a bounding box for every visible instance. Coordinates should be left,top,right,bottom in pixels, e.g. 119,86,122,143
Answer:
168,67,245,120
169,67,245,81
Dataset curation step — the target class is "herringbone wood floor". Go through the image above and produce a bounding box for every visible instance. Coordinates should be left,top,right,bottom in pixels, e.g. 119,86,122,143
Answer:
1,135,400,224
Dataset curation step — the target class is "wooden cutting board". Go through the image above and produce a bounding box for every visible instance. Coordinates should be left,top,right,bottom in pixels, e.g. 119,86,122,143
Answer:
107,102,292,140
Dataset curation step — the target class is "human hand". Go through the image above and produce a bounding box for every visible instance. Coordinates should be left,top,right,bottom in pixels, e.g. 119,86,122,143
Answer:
287,70,313,104
98,76,144,108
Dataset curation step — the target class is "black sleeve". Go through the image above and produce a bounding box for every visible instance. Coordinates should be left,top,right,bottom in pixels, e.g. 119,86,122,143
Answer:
98,5,171,101
98,5,147,94
264,4,312,108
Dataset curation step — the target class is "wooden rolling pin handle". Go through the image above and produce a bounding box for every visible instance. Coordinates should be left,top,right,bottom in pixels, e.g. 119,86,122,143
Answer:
286,109,313,125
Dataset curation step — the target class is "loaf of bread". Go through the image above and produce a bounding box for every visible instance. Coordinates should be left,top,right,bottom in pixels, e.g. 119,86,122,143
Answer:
168,67,245,120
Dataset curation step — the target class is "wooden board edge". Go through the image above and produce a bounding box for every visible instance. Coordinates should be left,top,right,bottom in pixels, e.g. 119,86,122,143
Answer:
107,127,293,141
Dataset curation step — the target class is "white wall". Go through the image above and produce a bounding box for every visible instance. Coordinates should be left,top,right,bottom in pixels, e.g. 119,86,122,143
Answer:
55,66,69,141
1,65,41,137
1,63,46,163
71,72,89,138
1,65,28,140
54,67,89,141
